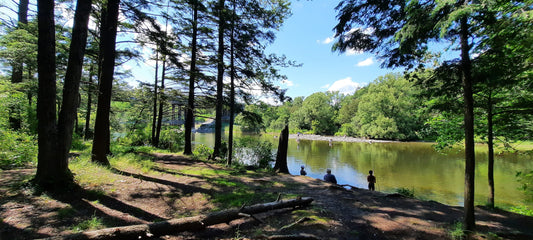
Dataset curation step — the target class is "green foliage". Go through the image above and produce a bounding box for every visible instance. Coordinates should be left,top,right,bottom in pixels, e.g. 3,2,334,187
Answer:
290,92,337,135
395,187,415,198
509,205,533,217
353,74,423,140
235,105,265,133
0,128,37,169
233,137,274,168
516,170,533,201
449,221,465,240
192,144,214,161
159,128,184,152
72,214,104,232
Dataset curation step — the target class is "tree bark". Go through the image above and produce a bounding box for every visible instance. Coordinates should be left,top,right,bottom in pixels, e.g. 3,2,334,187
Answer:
92,0,121,165
213,0,225,159
184,3,199,155
155,58,166,147
84,65,94,140
35,0,61,188
274,125,290,174
487,92,495,208
227,0,236,166
57,0,93,173
460,15,476,232
41,197,313,240
151,51,159,146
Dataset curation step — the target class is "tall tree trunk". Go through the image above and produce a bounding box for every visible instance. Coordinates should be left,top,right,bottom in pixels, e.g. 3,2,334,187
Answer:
274,125,290,174
155,58,166,147
152,51,159,146
227,0,235,166
57,0,93,171
9,0,29,130
184,3,199,155
487,92,495,208
460,15,476,233
35,0,61,188
84,64,94,140
92,0,120,165
213,0,225,159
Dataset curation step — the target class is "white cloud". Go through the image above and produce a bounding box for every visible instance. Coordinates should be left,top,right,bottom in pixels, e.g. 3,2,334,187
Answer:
321,84,330,89
356,57,374,67
281,79,294,87
317,36,334,44
327,77,361,95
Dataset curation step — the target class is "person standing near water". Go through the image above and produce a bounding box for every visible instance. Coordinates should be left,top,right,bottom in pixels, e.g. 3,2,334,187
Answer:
323,169,337,184
367,170,376,191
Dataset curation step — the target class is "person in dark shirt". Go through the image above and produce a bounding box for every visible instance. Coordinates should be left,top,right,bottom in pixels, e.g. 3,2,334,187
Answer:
367,170,376,191
300,165,307,176
323,169,337,184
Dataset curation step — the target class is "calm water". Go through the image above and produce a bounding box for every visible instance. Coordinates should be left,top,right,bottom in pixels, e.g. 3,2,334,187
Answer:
192,132,533,208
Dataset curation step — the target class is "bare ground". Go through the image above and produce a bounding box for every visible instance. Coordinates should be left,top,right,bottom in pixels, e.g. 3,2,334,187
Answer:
1,153,533,240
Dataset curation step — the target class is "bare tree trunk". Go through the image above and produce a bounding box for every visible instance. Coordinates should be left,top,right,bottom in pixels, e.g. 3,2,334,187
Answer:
274,125,290,174
84,65,94,140
227,0,236,166
155,58,166,147
213,0,225,159
151,51,159,146
92,0,121,165
57,0,93,170
487,92,495,208
184,3,199,155
35,0,60,188
460,15,476,233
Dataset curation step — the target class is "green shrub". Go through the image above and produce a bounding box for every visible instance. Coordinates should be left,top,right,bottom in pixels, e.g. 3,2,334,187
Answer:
0,128,37,169
192,144,213,161
233,137,273,168
449,221,464,240
395,187,415,198
159,128,184,152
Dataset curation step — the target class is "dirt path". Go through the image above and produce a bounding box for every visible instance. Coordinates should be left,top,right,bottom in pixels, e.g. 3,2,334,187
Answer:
1,153,532,239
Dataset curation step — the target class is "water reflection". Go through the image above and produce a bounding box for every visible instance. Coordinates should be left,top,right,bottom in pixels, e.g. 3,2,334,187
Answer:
192,133,533,208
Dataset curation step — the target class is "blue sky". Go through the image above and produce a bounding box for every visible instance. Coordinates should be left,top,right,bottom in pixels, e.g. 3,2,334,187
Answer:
126,0,401,101
266,0,400,99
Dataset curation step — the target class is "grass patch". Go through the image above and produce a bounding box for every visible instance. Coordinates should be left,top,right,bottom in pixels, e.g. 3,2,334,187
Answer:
213,188,277,209
449,221,465,240
70,156,118,188
109,153,156,174
72,214,104,232
508,205,533,216
178,167,232,177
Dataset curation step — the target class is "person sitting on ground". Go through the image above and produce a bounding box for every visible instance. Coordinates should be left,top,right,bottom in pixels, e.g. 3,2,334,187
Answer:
323,169,337,184
300,165,307,176
367,170,376,191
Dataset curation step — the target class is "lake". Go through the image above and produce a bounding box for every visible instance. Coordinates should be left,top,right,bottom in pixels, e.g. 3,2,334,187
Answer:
191,132,533,209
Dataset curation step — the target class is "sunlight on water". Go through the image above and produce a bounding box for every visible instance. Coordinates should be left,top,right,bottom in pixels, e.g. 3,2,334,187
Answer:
193,132,533,208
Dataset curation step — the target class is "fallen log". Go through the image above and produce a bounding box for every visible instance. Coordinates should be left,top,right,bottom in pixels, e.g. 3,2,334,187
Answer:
40,197,314,240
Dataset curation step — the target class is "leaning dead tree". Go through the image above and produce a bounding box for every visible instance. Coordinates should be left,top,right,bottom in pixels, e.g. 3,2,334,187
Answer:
41,197,314,240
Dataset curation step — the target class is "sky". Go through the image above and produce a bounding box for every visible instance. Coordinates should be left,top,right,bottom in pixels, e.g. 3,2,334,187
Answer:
264,0,400,99
126,0,401,101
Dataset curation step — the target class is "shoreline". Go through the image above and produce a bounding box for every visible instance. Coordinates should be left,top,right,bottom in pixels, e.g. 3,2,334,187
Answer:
288,133,395,143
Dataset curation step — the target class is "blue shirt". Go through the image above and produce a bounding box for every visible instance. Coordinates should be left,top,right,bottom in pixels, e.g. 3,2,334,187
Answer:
324,173,337,184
